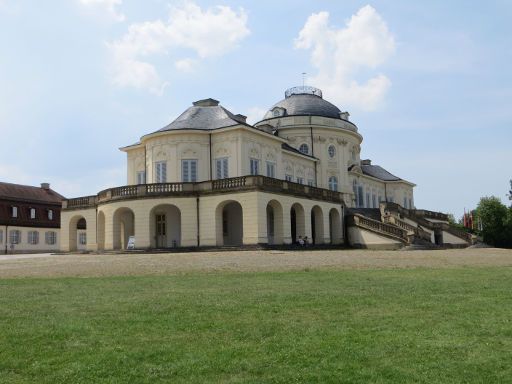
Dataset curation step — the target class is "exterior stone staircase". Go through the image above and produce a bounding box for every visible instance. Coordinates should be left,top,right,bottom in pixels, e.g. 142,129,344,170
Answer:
347,203,474,249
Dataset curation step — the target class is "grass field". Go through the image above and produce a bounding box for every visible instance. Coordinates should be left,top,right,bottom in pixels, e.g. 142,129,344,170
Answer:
1,260,512,383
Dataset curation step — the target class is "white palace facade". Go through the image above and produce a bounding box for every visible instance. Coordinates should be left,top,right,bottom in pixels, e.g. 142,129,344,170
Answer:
61,86,472,251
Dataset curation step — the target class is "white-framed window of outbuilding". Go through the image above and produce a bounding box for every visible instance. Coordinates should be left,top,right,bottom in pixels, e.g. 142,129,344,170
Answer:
249,158,259,175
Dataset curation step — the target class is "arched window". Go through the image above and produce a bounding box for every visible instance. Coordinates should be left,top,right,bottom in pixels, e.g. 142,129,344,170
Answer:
328,176,338,191
328,145,336,158
299,143,309,155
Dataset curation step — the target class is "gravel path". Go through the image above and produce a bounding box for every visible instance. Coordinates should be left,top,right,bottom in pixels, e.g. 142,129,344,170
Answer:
0,248,511,278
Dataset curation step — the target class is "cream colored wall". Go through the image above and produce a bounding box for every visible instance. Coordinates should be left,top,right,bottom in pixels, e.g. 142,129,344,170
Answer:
281,152,316,184
387,182,414,208
60,208,98,252
0,225,60,253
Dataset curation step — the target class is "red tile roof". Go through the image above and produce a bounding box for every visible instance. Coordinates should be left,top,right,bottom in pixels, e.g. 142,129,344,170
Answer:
0,182,64,204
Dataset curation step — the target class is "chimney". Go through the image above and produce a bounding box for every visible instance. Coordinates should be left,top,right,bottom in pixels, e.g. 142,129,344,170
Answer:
41,183,50,190
361,159,372,166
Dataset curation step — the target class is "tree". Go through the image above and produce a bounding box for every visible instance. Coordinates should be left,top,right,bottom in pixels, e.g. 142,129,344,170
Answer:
476,196,512,248
508,179,512,206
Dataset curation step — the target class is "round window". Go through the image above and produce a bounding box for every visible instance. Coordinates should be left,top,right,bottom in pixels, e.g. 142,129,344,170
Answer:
328,145,336,158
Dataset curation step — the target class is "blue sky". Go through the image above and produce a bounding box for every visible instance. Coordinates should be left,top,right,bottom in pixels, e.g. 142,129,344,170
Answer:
0,0,510,218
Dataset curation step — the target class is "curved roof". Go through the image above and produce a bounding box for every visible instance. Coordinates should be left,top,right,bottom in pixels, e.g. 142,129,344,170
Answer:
156,98,247,132
262,87,342,120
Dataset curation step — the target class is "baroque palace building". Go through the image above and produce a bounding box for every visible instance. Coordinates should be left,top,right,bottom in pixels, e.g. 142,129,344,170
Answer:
61,86,472,251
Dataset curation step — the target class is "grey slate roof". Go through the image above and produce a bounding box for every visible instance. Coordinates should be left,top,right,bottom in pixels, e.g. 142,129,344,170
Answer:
156,99,247,132
360,164,402,181
263,94,342,120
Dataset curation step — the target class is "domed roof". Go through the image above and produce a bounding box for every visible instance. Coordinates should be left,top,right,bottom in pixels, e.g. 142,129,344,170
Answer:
156,98,248,132
262,86,342,120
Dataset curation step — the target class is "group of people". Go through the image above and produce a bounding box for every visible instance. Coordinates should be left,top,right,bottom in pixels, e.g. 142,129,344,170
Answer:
297,236,309,247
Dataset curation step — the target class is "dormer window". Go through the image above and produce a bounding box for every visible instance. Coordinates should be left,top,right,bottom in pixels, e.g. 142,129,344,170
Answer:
30,208,36,219
11,206,18,218
271,107,285,117
299,143,309,155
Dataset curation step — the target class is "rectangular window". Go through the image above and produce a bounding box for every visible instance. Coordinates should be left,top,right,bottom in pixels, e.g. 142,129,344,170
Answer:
79,232,87,245
48,210,53,220
372,194,376,208
137,171,146,184
155,161,167,183
366,193,370,208
409,198,413,209
378,195,383,203
45,231,57,245
28,231,39,245
307,179,315,186
11,206,17,218
9,230,21,244
250,158,259,175
403,197,408,208
0,230,3,244
182,159,198,182
266,162,276,178
30,208,36,219
285,174,293,182
296,177,304,184
215,157,229,179
357,186,364,207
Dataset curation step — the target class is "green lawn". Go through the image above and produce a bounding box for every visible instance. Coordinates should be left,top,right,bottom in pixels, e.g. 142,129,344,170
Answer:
1,268,511,383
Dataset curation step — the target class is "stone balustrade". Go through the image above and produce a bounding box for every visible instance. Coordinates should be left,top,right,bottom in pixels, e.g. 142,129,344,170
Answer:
63,175,345,210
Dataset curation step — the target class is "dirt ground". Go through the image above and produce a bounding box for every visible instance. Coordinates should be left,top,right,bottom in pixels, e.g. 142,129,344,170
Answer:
0,248,511,278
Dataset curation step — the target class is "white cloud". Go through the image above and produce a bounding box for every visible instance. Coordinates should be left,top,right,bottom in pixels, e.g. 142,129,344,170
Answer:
295,5,395,110
80,0,125,22
175,58,198,73
107,1,250,93
246,106,267,125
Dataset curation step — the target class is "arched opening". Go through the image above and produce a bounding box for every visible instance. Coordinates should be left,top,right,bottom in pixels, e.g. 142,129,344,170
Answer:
216,201,243,246
150,204,181,248
311,205,324,245
329,208,342,244
68,215,86,251
97,211,105,250
290,203,305,244
113,207,135,250
266,200,283,245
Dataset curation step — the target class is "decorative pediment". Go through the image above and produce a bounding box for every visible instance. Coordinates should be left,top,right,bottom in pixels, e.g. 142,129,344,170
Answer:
349,165,363,174
249,146,260,158
337,138,348,146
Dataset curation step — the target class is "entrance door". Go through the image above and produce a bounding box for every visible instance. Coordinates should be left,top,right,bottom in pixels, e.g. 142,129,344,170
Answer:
156,214,166,248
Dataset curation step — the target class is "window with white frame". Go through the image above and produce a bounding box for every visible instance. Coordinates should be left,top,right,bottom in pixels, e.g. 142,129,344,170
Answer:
48,210,53,220
28,231,39,245
30,208,36,219
9,230,21,244
296,177,304,184
409,198,413,209
366,193,370,208
266,161,276,178
285,174,293,182
299,143,309,155
308,179,315,186
249,158,259,175
79,232,87,245
11,206,18,218
182,159,198,182
328,176,338,191
137,170,146,184
328,145,336,158
215,157,229,179
372,194,377,208
45,231,57,245
0,230,3,244
403,197,408,208
155,161,167,183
